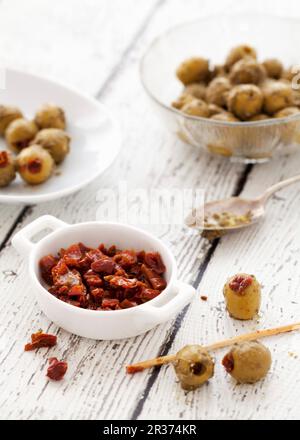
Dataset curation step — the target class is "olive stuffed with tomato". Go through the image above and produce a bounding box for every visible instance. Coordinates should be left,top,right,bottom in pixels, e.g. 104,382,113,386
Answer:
32,128,70,164
227,84,263,120
225,44,257,70
262,58,283,79
182,99,210,117
205,77,231,107
229,58,266,85
0,150,16,187
0,105,23,136
17,144,54,185
262,80,293,115
183,83,207,100
173,345,214,391
176,57,210,85
223,273,261,320
210,112,238,122
5,118,38,153
35,104,66,130
222,341,272,384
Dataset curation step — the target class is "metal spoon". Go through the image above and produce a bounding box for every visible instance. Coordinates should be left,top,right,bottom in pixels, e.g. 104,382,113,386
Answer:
186,175,300,235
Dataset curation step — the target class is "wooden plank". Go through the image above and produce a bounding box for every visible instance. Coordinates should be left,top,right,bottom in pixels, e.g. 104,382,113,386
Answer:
121,1,300,420
0,0,248,420
0,0,160,95
2,0,300,422
0,0,160,245
136,155,300,421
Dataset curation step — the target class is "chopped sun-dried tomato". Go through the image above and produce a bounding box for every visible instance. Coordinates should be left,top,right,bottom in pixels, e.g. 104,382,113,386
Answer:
141,264,167,291
91,255,116,274
84,270,103,287
62,243,83,267
78,242,91,254
46,357,68,381
140,288,160,301
102,298,120,309
144,252,166,274
51,259,69,283
120,299,138,309
40,242,166,311
40,255,58,285
229,274,253,294
24,330,57,351
68,284,86,297
108,276,138,289
90,287,105,300
114,250,137,268
52,260,82,287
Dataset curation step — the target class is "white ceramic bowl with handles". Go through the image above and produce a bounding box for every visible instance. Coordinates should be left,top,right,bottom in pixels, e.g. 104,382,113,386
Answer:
12,215,195,340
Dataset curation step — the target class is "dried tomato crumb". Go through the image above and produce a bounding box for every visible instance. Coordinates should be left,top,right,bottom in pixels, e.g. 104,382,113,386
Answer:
24,330,57,351
229,274,253,294
222,353,234,373
46,357,68,381
200,296,208,301
126,365,144,374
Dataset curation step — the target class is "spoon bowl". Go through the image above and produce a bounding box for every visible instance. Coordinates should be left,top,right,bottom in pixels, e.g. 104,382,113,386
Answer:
187,197,264,233
186,175,300,235
209,198,261,230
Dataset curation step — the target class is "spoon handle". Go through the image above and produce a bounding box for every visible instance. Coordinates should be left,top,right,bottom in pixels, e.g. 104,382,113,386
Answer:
260,174,300,203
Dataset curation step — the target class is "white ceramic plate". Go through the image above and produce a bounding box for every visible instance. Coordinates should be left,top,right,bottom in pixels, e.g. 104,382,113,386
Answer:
0,69,121,204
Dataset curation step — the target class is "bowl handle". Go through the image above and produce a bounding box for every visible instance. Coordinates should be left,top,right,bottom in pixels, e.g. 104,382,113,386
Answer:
140,281,195,326
12,215,67,256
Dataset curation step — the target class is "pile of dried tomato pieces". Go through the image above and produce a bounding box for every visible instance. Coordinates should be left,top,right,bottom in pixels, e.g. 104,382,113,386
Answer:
39,243,167,311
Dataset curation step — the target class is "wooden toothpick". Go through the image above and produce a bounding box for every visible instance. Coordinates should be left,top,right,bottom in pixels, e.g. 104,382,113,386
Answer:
126,322,300,374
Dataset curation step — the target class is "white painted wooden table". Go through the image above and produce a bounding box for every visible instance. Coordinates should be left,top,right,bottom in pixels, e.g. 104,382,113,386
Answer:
0,0,300,420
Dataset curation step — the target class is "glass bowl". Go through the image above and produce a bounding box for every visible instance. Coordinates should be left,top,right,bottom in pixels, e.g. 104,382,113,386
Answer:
140,13,300,163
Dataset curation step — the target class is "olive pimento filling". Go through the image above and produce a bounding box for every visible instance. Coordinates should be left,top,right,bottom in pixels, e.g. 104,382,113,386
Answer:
222,353,234,373
14,139,31,151
0,151,9,168
229,274,253,294
40,243,167,311
190,362,206,376
28,158,43,174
